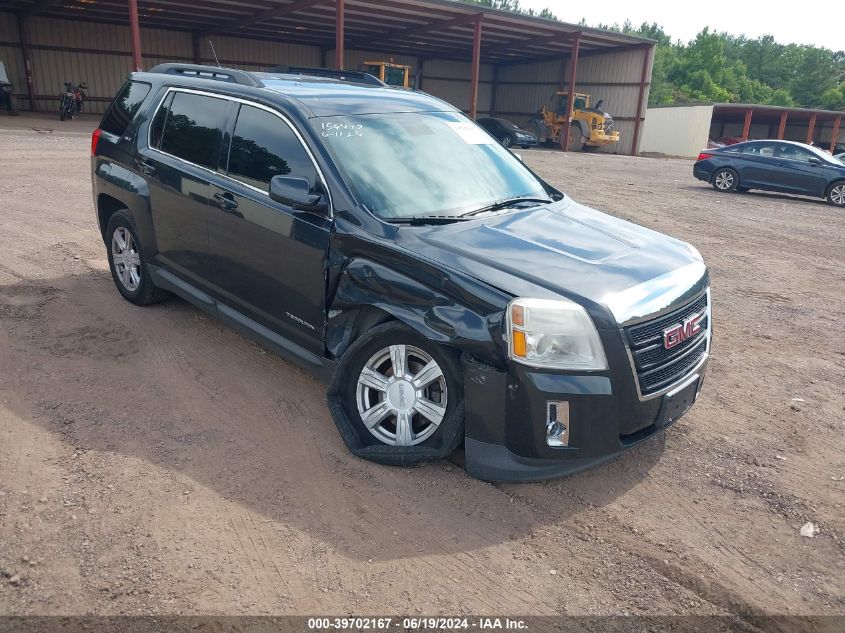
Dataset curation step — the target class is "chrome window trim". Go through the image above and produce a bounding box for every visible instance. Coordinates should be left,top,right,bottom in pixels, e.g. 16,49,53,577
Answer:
621,287,711,402
145,86,333,218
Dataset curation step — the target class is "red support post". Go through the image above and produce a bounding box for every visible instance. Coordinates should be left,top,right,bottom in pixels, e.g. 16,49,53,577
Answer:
777,111,787,139
741,108,753,141
830,115,841,153
630,44,652,156
806,113,816,145
469,16,483,120
128,0,143,71
561,32,581,151
16,14,36,111
334,0,345,70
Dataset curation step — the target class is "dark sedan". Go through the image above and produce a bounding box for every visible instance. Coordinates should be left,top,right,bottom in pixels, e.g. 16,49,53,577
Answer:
477,117,538,149
694,140,845,207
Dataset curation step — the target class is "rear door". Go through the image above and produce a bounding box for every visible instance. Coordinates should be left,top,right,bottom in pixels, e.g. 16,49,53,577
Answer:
136,89,230,287
207,102,332,354
735,142,787,189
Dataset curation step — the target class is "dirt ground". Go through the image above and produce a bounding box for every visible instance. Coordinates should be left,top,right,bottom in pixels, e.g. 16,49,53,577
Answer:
0,116,843,623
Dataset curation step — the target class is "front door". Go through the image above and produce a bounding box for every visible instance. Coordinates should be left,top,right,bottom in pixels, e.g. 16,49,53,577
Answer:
207,103,332,355
138,89,230,287
774,143,831,196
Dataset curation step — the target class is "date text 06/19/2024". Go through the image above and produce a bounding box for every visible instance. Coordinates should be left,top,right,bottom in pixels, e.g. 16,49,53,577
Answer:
306,617,528,630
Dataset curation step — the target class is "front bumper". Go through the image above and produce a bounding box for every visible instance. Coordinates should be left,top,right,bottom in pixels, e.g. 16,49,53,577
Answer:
462,303,710,482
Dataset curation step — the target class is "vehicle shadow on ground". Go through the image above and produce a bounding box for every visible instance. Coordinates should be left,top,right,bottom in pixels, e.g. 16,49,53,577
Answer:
685,184,830,207
1,271,665,562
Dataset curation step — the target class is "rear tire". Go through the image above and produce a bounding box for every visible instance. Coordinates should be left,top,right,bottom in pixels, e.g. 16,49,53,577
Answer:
827,181,845,207
500,135,512,148
712,168,739,193
528,120,544,144
105,211,170,306
327,321,465,467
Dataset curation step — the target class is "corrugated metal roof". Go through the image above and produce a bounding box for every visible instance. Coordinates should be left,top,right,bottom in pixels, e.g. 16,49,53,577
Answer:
5,0,652,63
651,103,843,119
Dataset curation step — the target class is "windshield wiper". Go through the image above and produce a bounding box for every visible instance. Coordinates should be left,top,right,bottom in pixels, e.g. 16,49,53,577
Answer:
389,216,471,226
460,196,553,218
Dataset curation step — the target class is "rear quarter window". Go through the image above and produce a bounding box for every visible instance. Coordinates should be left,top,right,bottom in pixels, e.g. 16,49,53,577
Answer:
100,81,152,136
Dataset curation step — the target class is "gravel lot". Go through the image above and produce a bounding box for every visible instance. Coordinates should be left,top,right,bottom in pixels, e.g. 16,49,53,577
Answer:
0,118,843,623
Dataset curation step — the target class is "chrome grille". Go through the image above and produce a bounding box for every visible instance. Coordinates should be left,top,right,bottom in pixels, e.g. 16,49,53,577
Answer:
624,292,710,397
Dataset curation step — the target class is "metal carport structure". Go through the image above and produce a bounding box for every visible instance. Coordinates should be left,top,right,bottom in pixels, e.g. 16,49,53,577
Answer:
0,0,655,153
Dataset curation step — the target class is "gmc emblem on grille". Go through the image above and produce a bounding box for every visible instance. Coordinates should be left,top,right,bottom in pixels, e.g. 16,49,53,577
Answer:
663,313,703,350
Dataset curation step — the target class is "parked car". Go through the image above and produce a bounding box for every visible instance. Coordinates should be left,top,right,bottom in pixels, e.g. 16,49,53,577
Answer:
706,136,744,149
477,117,538,148
91,64,711,482
694,140,845,207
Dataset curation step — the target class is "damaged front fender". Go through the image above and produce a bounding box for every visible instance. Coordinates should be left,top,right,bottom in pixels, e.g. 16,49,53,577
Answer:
326,257,509,368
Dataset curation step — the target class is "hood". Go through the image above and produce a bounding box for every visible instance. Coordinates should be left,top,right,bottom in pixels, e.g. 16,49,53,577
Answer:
394,199,707,329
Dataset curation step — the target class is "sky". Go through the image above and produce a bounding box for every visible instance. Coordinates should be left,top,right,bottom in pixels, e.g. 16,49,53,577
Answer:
517,0,844,51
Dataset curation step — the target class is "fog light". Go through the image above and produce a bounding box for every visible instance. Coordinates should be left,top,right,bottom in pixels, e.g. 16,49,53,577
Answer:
546,401,570,447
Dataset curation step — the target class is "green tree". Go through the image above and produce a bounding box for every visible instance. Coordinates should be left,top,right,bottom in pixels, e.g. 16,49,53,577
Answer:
460,1,844,110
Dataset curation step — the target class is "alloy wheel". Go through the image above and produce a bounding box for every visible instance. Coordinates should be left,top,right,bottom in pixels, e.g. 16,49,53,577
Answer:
355,344,448,446
831,184,845,206
112,227,142,292
715,171,735,190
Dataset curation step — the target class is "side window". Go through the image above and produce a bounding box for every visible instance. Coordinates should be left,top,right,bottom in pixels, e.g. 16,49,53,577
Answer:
159,92,228,170
777,145,815,163
100,80,152,136
740,143,776,157
227,104,319,194
149,92,172,149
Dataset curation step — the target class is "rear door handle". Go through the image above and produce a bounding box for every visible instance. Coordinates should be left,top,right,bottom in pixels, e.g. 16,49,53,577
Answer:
136,160,156,176
213,192,239,212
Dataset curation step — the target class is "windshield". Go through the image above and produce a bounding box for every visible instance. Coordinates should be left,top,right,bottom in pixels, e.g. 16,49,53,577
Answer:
312,111,548,219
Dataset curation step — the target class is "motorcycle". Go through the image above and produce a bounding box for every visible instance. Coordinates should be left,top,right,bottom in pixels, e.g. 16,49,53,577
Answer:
0,61,17,116
59,81,87,121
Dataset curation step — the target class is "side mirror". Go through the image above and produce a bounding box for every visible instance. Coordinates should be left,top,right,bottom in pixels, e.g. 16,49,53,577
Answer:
269,176,328,213
512,152,523,162
808,157,823,166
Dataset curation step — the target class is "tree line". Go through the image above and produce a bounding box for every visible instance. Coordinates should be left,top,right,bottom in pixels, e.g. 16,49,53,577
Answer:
460,1,845,111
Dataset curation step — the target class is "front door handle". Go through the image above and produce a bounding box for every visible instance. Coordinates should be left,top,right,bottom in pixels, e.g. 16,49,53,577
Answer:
213,192,239,213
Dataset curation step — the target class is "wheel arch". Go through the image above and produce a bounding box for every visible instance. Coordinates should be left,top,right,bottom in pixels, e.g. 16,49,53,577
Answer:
325,258,508,368
825,178,845,197
96,193,127,242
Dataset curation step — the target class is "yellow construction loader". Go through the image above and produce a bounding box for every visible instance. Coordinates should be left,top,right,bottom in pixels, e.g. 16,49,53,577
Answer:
529,91,620,151
362,61,411,88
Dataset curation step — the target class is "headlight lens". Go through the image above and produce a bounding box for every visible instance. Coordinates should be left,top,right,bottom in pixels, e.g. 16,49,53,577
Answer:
507,298,607,370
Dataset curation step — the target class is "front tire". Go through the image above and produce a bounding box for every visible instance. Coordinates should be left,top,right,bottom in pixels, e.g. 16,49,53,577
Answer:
105,211,169,306
712,168,739,193
564,126,585,152
826,181,845,207
327,321,464,466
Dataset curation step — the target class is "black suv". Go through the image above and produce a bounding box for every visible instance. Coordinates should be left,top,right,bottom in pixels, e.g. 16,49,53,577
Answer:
91,64,711,482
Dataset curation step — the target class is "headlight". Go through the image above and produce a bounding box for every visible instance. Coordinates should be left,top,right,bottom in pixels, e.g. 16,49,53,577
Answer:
507,298,607,370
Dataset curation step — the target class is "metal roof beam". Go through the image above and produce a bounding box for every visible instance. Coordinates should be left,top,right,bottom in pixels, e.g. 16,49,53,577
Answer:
200,0,329,37
346,11,483,50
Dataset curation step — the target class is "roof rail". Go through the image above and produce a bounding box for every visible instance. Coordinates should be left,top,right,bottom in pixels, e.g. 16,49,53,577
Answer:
146,63,263,87
266,65,386,87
